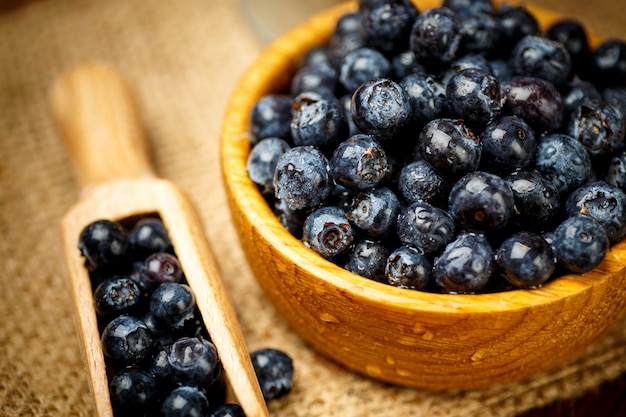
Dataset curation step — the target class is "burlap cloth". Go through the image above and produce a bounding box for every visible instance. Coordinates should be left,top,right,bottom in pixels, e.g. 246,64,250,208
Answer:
1,0,625,416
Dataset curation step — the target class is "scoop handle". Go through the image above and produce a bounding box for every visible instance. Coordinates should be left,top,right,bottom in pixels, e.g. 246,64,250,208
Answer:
50,62,156,190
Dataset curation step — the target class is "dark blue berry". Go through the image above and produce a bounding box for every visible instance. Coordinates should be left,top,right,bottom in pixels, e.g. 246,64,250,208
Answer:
494,4,540,54
134,252,184,294
101,315,153,365
561,78,602,119
328,12,366,68
396,201,456,254
479,115,536,174
359,0,419,56
566,181,626,245
409,7,463,70
397,159,449,207
534,133,591,195
606,149,626,192
385,245,432,290
302,206,356,259
546,19,591,76
167,336,222,388
390,50,427,80
448,170,515,232
589,39,626,89
249,95,293,144
416,118,481,181
247,137,291,196
346,187,400,237
249,348,294,401
350,78,412,141
272,198,310,239
209,403,246,417
300,46,332,69
109,368,159,416
442,0,494,18
496,231,556,289
291,63,338,97
79,219,128,272
273,146,332,210
434,233,495,294
339,47,391,93
150,283,196,330
399,72,446,128
552,215,609,273
567,99,626,157
344,239,390,282
502,76,563,134
510,34,572,86
506,169,561,232
329,134,389,190
445,68,504,129
290,91,348,149
161,386,211,417
489,59,513,83
459,12,501,55
129,217,172,259
603,87,626,118
94,276,141,319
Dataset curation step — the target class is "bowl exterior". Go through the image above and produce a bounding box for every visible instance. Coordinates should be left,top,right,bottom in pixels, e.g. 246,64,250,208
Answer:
220,0,626,389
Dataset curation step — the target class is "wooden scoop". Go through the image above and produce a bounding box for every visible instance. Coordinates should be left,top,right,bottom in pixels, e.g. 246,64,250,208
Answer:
51,62,269,417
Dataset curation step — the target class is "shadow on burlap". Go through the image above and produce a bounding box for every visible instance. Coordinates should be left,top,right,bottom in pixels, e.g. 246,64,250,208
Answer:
0,0,625,416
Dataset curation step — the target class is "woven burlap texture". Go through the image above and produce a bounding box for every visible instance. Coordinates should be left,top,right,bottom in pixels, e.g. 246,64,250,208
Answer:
1,0,625,416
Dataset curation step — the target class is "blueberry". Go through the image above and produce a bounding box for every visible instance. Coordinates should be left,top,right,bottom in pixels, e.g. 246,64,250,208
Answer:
329,134,389,190
397,159,449,207
249,348,294,401
479,115,536,174
346,187,400,237
494,4,540,53
247,137,291,196
561,78,602,119
552,215,609,273
546,19,591,75
505,169,561,232
290,63,338,97
166,336,222,388
328,12,366,68
567,99,626,157
358,0,419,57
459,12,501,55
565,181,626,245
109,368,159,416
150,283,196,330
78,219,128,271
445,68,504,129
350,78,412,141
489,59,513,83
302,206,356,259
385,245,432,290
442,0,494,18
390,50,427,80
101,315,154,365
396,201,456,254
161,386,211,417
399,72,447,128
344,239,390,282
416,118,481,181
94,276,141,319
272,198,310,239
339,47,391,93
249,94,293,144
534,133,591,195
448,170,515,232
510,34,572,86
273,146,332,210
434,233,495,294
129,217,172,259
502,76,563,134
134,252,184,294
606,149,626,192
496,231,556,289
603,87,626,118
589,39,626,89
409,7,463,70
209,403,246,417
300,46,333,69
290,91,348,149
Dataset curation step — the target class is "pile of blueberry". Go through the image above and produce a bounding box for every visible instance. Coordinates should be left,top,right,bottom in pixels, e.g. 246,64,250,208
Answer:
78,217,293,417
246,0,626,294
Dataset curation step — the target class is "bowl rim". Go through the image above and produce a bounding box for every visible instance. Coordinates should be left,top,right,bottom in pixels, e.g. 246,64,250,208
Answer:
220,0,618,316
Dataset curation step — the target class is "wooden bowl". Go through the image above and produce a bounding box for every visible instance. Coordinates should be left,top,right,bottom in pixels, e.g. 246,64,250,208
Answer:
220,0,626,389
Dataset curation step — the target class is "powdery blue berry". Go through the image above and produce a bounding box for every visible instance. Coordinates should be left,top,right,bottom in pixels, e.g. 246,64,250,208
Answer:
339,47,391,93
247,137,291,196
385,245,432,290
302,206,356,259
346,187,400,237
534,133,592,195
552,215,609,273
250,348,294,401
510,34,572,86
249,94,293,144
329,134,389,190
397,160,449,207
161,386,210,417
290,91,348,149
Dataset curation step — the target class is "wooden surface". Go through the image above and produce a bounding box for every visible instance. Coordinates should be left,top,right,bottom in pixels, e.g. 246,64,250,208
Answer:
221,0,626,390
50,63,270,417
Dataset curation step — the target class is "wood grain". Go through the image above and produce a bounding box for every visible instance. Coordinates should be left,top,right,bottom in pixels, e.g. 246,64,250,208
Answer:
220,0,626,389
50,63,269,417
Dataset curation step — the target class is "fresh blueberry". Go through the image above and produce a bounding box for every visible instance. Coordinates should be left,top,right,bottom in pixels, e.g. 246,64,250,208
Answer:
399,72,447,128
534,133,591,195
459,12,501,55
300,46,333,69
510,34,572,87
129,217,172,259
247,137,291,196
448,170,515,232
358,0,419,56
479,115,536,174
397,159,449,207
501,76,563,134
161,386,211,417
561,78,602,120
603,87,626,118
546,19,591,76
273,146,332,210
78,219,128,272
589,39,626,89
350,78,412,142
567,99,626,157
328,12,366,68
390,50,427,80
166,336,222,388
489,59,513,83
442,0,494,17
344,239,390,282
606,149,626,192
339,47,391,93
329,134,389,190
109,368,159,416
505,169,561,232
552,215,609,273
566,181,626,245
302,206,356,259
396,201,456,254
150,283,197,331
249,94,293,144
409,7,463,70
496,231,556,289
249,348,294,401
346,187,400,237
101,315,154,365
290,63,338,97
416,118,481,181
445,68,504,129
494,4,540,54
434,233,495,294
134,252,184,294
385,245,432,290
272,198,311,239
209,403,246,417
290,91,348,149
94,276,141,319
